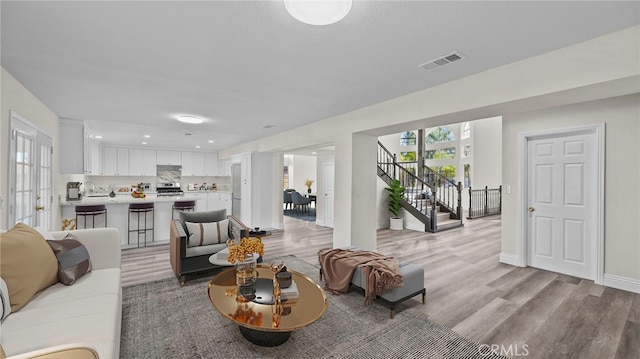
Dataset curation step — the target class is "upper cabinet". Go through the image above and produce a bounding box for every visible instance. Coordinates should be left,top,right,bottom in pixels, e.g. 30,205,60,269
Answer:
102,147,130,176
181,151,205,176
129,149,157,176
59,119,99,174
204,152,218,176
156,150,182,165
218,158,231,176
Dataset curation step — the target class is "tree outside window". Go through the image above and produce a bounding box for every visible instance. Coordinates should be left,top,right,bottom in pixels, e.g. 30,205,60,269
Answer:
425,147,456,160
400,131,417,146
426,127,455,144
399,151,416,162
464,164,471,188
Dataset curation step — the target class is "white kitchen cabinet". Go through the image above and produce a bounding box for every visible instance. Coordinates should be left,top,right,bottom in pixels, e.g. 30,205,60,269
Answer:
157,150,181,165
129,149,157,176
102,147,130,176
59,119,98,174
218,193,232,213
218,158,231,176
181,151,205,176
204,152,219,176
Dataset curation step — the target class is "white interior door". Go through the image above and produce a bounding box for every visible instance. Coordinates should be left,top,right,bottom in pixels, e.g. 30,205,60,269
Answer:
527,132,598,280
323,163,335,228
36,133,54,230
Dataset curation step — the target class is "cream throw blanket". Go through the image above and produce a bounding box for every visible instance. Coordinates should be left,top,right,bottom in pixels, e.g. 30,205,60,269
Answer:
318,248,404,305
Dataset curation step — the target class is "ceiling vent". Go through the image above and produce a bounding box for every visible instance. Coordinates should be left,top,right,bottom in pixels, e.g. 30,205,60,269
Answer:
419,51,465,71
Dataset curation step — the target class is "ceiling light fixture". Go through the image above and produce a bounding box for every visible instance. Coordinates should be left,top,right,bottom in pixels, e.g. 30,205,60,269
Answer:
195,145,201,149
94,135,103,139
177,115,203,124
284,0,352,26
208,140,214,143
144,134,151,138
141,142,148,145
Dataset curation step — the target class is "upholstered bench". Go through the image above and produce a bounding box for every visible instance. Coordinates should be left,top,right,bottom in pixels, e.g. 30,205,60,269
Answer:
320,246,426,319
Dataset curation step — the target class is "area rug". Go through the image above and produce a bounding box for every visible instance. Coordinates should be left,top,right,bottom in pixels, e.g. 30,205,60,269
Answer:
283,208,316,222
121,255,508,359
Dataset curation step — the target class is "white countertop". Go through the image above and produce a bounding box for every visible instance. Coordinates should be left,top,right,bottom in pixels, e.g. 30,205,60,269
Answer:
60,191,231,206
60,194,205,206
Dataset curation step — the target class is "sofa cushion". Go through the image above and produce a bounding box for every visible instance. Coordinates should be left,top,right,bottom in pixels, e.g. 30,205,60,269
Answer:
185,242,228,258
0,223,59,312
1,277,11,320
185,219,230,247
179,209,226,236
47,233,92,286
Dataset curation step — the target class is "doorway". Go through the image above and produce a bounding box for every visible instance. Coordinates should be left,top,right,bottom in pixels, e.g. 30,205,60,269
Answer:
322,163,335,227
8,112,54,229
520,124,604,283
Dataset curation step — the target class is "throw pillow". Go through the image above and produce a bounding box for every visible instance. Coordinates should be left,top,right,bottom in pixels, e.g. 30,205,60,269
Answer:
0,223,59,311
179,209,226,235
47,233,92,285
185,219,229,247
0,277,11,321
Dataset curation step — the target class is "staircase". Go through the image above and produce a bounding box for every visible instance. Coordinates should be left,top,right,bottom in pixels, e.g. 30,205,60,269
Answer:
378,142,463,232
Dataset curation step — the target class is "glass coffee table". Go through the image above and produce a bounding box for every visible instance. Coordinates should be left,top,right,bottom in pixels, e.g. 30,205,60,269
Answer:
207,265,327,346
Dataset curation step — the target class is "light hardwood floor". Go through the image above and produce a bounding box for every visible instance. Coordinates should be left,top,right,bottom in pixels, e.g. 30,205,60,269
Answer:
121,215,639,359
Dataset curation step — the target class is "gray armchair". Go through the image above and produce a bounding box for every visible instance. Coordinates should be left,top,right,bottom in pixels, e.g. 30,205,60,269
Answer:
291,191,312,215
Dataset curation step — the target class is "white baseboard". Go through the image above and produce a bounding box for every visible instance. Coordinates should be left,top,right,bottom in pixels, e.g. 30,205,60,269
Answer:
603,273,640,294
499,252,524,267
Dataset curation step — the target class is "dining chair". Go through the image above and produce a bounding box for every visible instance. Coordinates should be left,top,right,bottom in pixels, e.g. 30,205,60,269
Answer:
291,191,311,215
283,190,293,210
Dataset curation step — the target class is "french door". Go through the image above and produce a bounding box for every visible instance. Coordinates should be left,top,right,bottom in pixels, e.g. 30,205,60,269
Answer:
9,112,53,230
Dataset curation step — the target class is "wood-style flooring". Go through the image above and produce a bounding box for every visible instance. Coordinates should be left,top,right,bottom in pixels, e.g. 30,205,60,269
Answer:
121,215,640,359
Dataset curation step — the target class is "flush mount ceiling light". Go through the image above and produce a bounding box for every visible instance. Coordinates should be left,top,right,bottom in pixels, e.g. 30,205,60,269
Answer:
284,0,352,26
176,115,203,124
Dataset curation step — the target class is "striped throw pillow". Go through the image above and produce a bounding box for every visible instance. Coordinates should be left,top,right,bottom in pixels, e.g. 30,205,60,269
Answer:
185,219,230,247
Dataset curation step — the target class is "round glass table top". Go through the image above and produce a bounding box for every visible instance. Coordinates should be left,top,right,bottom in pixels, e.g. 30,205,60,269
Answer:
207,265,328,332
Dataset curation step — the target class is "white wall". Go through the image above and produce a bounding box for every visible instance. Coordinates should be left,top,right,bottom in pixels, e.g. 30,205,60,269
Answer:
1,68,60,230
502,94,640,282
289,155,317,194
472,116,502,189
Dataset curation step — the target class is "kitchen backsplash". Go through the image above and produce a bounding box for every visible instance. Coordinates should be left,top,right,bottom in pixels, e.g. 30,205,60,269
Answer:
84,175,231,192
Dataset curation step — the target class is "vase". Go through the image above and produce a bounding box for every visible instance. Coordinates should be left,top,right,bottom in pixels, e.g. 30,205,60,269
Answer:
235,254,257,287
307,188,311,193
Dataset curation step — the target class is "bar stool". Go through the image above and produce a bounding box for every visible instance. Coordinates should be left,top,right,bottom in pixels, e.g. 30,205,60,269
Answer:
128,202,154,247
172,200,196,220
75,205,107,229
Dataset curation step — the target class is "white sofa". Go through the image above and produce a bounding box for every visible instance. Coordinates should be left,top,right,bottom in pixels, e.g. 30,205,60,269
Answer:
1,228,122,359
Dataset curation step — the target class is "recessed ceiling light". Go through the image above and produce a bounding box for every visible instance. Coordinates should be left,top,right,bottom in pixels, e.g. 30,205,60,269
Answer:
195,145,201,149
94,135,103,139
144,134,151,138
177,115,203,124
311,152,317,155
208,140,214,143
141,142,148,145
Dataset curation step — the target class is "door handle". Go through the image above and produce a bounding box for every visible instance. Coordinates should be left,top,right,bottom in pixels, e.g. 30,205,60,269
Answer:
528,207,535,212
36,205,45,211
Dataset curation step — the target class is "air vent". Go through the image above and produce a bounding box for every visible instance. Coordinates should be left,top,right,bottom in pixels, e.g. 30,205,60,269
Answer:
419,51,465,71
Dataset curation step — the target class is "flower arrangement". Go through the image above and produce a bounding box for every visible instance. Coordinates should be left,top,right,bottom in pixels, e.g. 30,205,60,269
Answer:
304,179,314,189
226,237,265,264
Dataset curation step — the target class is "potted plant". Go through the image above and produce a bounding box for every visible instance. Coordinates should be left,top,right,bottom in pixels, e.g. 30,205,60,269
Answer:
305,179,314,193
385,179,405,230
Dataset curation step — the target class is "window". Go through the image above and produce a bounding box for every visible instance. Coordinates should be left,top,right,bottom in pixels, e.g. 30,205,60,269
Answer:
464,164,471,188
400,131,416,146
462,144,471,158
399,151,416,162
283,165,289,189
461,122,471,139
425,147,456,160
437,166,456,181
426,127,455,144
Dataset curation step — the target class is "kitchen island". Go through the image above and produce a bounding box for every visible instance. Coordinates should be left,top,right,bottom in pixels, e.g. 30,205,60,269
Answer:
60,191,231,248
